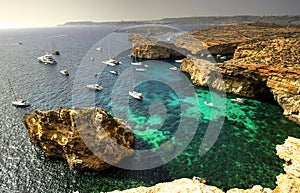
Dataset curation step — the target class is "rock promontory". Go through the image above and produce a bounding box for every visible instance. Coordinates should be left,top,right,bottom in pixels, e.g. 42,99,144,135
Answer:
22,107,134,171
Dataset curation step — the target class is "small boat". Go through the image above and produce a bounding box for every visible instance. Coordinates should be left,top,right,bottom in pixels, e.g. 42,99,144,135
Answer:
60,69,69,76
220,56,227,60
7,78,30,107
175,59,183,63
12,99,30,107
37,54,57,64
204,101,213,107
231,98,245,103
110,70,118,75
129,91,143,100
51,49,60,55
207,54,212,58
136,68,147,72
96,47,102,51
216,54,221,58
131,62,142,66
50,40,60,55
144,64,149,67
102,59,120,66
86,84,103,91
169,66,178,71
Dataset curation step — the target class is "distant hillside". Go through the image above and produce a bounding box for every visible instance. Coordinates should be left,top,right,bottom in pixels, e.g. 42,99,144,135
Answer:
59,15,300,27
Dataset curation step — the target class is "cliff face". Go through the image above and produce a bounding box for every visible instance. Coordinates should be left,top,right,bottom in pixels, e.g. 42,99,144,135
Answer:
130,34,184,59
22,107,134,171
181,36,300,125
105,137,300,193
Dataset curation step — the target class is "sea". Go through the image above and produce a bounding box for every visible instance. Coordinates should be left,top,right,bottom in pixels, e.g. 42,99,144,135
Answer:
0,25,299,193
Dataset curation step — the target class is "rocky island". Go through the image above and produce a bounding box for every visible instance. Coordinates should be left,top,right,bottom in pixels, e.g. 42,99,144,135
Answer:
131,23,300,125
22,107,134,171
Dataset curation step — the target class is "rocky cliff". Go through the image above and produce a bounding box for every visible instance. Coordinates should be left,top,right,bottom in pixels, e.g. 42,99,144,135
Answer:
22,107,134,171
180,35,300,125
130,33,184,59
105,137,300,193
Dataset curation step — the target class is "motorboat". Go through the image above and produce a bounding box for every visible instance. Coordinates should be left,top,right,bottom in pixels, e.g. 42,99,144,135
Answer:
204,101,213,107
60,69,69,76
129,91,143,100
102,59,120,66
169,66,178,71
51,49,60,55
131,62,142,66
86,84,103,91
110,70,118,75
136,68,147,72
12,99,30,107
231,98,245,103
37,54,57,64
175,59,183,63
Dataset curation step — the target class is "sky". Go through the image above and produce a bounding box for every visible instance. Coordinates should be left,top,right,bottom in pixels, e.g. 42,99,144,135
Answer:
0,0,299,28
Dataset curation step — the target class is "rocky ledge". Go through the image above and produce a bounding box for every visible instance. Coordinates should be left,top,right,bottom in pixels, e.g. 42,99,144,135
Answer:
106,137,300,193
130,23,300,125
22,107,134,171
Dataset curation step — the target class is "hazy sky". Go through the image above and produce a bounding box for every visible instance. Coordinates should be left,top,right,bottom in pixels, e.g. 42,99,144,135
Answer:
0,0,299,28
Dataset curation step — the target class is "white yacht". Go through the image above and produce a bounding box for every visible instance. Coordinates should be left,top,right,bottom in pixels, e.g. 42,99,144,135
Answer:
86,84,103,91
12,99,30,107
169,66,178,71
204,101,213,107
37,54,57,64
102,59,120,66
60,69,69,76
109,70,118,75
129,91,143,100
136,68,147,72
175,59,183,63
131,62,142,66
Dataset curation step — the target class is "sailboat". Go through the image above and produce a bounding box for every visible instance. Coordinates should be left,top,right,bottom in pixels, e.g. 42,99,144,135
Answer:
102,39,120,66
51,40,60,55
7,78,30,107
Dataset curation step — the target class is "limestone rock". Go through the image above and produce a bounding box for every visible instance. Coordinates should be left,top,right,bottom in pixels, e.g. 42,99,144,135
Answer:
106,177,224,193
22,107,134,171
273,137,300,193
130,33,184,59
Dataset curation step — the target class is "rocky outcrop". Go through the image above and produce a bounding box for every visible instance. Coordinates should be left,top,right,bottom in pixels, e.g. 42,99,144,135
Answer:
105,137,300,193
273,137,300,193
180,35,300,125
130,33,184,59
22,107,134,171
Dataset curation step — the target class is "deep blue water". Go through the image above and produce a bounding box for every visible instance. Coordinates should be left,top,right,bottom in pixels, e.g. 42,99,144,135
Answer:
0,26,299,193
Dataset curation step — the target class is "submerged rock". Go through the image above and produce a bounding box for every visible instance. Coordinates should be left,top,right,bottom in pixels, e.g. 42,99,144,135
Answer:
22,107,134,171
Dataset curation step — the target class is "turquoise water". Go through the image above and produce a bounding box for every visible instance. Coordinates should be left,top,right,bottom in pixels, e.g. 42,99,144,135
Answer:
0,26,299,192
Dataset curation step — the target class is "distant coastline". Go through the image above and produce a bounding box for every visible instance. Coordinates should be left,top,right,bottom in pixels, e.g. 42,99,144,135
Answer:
58,15,300,27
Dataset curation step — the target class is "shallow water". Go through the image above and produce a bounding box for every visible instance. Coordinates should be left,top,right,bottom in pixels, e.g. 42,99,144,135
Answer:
0,26,299,192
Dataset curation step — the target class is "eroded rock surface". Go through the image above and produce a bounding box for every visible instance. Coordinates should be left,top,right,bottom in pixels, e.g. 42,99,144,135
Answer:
22,107,134,171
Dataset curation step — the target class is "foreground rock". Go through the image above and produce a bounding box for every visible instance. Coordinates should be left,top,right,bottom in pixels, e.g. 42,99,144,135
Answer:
106,137,300,193
22,107,134,171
